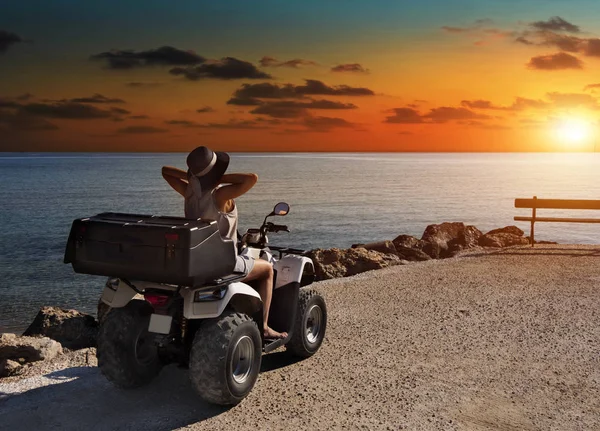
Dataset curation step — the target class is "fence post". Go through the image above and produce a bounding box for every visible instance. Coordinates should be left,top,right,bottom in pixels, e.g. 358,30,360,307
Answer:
531,195,537,247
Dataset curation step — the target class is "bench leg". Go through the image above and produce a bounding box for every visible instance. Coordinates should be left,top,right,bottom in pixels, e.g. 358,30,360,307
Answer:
530,221,535,247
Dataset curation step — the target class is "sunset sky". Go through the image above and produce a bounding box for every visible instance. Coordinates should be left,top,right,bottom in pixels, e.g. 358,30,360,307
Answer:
3,1,600,152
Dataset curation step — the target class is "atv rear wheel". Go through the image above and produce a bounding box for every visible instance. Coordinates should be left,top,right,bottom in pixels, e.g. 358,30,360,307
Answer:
97,299,163,388
287,288,327,358
189,311,262,406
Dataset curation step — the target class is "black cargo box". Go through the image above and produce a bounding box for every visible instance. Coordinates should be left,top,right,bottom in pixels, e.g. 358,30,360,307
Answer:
64,212,236,287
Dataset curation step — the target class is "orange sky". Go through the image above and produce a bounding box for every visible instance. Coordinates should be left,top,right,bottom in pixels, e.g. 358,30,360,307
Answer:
2,4,600,152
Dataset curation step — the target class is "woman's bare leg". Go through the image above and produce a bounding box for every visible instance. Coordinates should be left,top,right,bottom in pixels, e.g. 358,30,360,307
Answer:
242,259,287,339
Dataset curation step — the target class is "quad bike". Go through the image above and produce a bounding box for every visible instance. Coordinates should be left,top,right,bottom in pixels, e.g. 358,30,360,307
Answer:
64,202,326,405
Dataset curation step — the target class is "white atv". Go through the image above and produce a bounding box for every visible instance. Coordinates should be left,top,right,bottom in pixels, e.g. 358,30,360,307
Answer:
64,202,326,405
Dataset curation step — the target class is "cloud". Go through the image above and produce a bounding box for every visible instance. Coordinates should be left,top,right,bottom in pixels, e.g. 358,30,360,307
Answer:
0,30,26,54
165,119,200,127
196,119,272,130
196,106,215,113
583,38,600,57
424,107,491,123
584,83,600,91
0,110,58,131
169,57,272,80
531,17,580,33
68,94,126,104
385,106,490,124
461,100,509,110
91,46,205,69
527,52,583,70
384,108,424,124
117,126,168,134
546,91,598,108
331,63,369,73
129,115,149,119
295,79,375,96
250,99,357,118
301,116,357,132
125,82,163,88
259,56,318,68
20,102,125,119
227,96,264,106
511,97,551,110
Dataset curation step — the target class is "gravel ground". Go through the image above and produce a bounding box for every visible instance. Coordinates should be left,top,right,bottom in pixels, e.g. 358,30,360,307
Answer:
1,244,599,430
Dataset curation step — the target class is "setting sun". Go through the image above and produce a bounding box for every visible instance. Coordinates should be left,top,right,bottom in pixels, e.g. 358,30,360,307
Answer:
555,118,592,146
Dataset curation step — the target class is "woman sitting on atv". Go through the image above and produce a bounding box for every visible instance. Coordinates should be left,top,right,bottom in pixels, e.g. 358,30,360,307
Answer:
162,146,286,340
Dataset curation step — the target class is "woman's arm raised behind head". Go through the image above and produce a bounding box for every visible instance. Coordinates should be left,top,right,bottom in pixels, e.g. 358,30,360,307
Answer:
162,166,188,197
214,173,258,211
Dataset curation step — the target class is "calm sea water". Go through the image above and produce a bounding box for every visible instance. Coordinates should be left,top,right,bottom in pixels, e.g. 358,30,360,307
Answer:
1,152,600,332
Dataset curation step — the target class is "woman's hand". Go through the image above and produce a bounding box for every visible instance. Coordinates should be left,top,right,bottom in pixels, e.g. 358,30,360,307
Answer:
162,166,188,197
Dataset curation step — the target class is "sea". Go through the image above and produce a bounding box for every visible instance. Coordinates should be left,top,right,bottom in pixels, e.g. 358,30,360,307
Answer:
1,152,600,332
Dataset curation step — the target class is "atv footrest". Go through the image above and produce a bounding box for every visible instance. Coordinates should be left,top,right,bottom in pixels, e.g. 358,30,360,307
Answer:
263,337,286,353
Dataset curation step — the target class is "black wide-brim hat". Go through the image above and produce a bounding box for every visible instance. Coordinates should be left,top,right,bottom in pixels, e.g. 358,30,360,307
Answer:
186,146,230,191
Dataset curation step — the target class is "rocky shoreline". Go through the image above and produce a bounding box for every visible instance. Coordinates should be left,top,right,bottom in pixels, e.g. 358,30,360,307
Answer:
1,221,550,379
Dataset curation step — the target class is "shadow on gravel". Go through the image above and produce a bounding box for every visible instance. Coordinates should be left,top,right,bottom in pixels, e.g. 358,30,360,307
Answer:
260,350,303,373
464,247,600,259
0,365,227,431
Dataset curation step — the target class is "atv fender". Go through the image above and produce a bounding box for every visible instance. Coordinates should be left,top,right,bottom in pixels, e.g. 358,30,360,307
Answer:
181,282,262,320
273,255,315,288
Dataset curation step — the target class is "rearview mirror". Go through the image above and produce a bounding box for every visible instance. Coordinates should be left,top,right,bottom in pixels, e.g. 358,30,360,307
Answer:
273,202,290,216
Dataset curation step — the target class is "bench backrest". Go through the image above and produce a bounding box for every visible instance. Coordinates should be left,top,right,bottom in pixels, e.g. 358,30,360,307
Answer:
515,198,600,210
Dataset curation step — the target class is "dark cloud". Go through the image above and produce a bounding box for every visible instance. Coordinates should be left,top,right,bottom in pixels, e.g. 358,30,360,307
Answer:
109,107,131,115
125,82,163,88
227,96,264,106
511,97,551,110
117,126,168,134
259,56,318,68
527,52,583,70
129,115,149,119
296,79,374,96
165,119,200,127
583,38,600,57
0,30,26,54
301,116,357,132
21,102,123,119
441,26,471,34
68,94,125,104
196,119,272,130
331,63,369,73
385,108,424,124
531,17,580,33
250,99,357,118
0,110,58,131
424,107,490,123
461,100,508,110
15,93,34,101
196,106,215,113
91,46,205,69
169,57,272,81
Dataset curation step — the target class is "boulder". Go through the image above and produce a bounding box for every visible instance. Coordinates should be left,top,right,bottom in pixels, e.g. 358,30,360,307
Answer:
479,232,530,248
351,240,398,255
307,247,403,280
392,234,427,251
0,333,63,364
0,359,22,377
485,226,525,237
394,245,432,262
23,306,98,350
421,222,483,258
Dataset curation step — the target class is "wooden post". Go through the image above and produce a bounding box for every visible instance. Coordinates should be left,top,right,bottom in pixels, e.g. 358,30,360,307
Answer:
531,195,537,247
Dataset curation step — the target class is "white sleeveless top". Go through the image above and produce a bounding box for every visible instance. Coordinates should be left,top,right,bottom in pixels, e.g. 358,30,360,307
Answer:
184,176,238,253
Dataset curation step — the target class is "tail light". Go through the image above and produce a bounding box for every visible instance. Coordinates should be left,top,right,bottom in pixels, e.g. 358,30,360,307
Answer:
144,293,170,308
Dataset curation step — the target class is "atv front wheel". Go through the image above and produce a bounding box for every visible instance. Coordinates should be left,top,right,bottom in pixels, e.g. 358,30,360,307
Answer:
189,311,262,406
287,288,327,358
97,299,163,388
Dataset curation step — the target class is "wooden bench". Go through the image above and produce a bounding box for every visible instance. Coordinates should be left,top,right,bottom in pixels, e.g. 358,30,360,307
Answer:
514,196,600,246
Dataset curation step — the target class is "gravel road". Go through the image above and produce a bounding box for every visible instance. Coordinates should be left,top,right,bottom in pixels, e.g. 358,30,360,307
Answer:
1,245,599,430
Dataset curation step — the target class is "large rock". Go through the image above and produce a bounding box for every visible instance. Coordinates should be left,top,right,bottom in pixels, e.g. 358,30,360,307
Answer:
0,359,22,377
307,247,403,280
351,240,398,255
394,245,432,262
23,306,98,350
421,222,482,258
479,225,529,248
392,234,427,251
0,333,63,364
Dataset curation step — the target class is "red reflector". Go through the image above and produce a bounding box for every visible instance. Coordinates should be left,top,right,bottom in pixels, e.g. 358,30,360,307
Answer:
79,226,86,233
144,294,169,307
165,233,179,241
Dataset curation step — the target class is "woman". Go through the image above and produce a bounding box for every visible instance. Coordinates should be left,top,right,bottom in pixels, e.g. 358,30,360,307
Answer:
162,146,286,339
